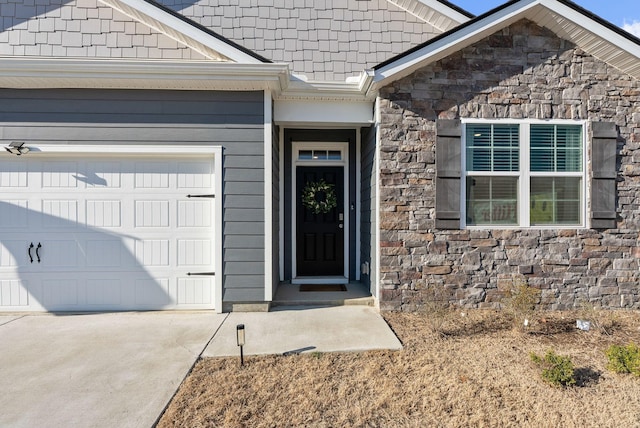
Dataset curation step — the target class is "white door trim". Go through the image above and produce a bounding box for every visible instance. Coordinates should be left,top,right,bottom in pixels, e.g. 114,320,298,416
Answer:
291,142,349,284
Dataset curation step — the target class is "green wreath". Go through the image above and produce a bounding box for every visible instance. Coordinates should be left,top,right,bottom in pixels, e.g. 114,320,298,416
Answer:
302,179,337,214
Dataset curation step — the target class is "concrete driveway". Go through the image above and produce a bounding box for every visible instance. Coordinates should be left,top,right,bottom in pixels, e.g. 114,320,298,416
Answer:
0,306,401,427
0,312,226,428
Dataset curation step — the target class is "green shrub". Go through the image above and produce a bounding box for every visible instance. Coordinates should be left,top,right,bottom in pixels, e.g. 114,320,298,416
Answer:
606,343,640,376
530,350,576,387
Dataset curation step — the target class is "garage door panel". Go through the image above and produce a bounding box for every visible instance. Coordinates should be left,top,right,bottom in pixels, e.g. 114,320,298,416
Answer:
42,279,79,307
42,161,78,188
0,201,29,229
86,240,122,267
0,241,24,268
135,162,170,188
176,277,213,305
178,200,212,227
177,161,213,188
83,161,122,188
41,240,80,268
0,162,28,187
177,239,212,266
135,278,171,306
87,279,122,305
42,200,78,227
135,240,170,266
135,200,170,227
0,279,29,306
86,200,122,227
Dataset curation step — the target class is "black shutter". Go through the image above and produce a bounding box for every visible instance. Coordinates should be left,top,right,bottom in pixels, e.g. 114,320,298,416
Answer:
436,119,461,229
591,122,618,229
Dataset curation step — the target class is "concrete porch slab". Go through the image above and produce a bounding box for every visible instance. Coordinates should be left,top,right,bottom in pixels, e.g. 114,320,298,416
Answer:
202,305,402,357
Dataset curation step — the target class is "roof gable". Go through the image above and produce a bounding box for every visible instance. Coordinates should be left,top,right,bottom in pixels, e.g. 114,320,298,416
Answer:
373,0,640,88
156,0,472,81
0,0,268,63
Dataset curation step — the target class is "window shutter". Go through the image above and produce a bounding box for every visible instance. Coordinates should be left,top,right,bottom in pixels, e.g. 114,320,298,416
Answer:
591,122,617,229
436,119,461,229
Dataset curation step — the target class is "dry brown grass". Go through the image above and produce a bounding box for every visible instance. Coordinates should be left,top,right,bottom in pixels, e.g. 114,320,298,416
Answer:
158,310,640,428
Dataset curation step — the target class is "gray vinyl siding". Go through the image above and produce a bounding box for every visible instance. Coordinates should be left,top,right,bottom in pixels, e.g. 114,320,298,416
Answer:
360,125,377,297
0,88,266,304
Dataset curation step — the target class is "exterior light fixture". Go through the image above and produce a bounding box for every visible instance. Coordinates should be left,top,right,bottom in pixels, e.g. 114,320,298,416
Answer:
236,324,245,366
5,142,29,156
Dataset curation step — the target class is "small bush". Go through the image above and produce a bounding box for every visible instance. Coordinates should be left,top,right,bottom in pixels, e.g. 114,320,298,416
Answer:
530,350,576,387
502,276,541,331
606,343,640,376
417,284,451,336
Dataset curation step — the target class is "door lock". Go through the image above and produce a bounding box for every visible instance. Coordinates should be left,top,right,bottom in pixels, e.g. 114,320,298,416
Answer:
338,224,344,229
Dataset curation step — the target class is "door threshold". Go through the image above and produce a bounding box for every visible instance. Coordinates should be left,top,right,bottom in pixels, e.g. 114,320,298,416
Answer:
292,276,348,285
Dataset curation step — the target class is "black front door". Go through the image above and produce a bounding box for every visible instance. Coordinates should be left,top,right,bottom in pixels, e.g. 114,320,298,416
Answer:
296,166,344,276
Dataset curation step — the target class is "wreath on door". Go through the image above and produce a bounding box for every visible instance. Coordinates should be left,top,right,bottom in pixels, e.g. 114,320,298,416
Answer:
302,179,337,214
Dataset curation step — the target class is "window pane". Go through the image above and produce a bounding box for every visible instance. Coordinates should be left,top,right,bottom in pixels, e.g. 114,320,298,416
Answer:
531,125,582,172
299,150,313,160
466,176,518,225
530,177,581,225
466,124,519,172
328,150,342,160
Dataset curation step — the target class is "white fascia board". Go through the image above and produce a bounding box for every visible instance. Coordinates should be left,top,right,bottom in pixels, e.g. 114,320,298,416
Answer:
424,0,471,24
538,0,640,59
99,0,263,63
386,0,470,31
274,99,374,126
0,57,290,91
373,0,541,88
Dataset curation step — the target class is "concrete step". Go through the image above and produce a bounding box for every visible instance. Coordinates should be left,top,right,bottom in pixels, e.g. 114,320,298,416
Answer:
271,283,375,308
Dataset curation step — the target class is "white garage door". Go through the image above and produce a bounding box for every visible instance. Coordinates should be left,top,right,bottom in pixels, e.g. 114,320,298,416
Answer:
0,148,221,312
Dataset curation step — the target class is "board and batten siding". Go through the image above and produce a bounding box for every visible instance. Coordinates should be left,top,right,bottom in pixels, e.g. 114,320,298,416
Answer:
0,88,266,304
360,125,377,298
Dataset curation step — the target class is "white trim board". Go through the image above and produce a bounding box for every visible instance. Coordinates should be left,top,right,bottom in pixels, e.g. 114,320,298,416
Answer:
264,90,274,302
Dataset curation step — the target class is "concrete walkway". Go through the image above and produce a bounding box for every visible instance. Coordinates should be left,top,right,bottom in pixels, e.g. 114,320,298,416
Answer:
0,306,401,428
203,305,402,357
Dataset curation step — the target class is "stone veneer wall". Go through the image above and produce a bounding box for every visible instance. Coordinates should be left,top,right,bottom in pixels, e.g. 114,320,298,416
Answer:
377,19,640,311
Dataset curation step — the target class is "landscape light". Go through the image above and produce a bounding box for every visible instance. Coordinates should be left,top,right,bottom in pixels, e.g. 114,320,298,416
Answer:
236,324,245,366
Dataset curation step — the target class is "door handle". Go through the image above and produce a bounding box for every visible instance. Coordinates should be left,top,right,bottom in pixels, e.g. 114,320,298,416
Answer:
338,224,344,229
28,243,34,263
36,243,42,263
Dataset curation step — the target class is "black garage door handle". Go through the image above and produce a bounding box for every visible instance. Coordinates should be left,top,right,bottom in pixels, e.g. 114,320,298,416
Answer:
28,243,34,263
36,243,42,263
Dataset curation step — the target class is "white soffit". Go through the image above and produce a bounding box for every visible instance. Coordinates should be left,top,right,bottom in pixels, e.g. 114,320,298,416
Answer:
98,0,265,63
0,58,289,91
387,0,471,31
373,0,640,89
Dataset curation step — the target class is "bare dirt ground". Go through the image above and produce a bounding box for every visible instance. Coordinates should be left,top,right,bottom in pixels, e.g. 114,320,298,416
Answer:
158,310,640,428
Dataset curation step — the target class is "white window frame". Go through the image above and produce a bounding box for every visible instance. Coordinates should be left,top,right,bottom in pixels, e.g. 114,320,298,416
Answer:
461,119,587,229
